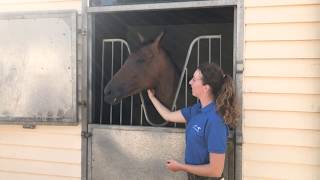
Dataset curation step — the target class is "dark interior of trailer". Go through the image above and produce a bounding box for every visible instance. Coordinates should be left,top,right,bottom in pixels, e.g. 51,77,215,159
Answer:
91,7,234,126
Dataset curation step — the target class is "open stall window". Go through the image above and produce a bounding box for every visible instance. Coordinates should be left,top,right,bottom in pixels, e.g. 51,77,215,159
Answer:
0,11,78,125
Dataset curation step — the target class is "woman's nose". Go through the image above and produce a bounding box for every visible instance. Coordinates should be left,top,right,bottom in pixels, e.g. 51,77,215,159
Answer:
189,79,192,85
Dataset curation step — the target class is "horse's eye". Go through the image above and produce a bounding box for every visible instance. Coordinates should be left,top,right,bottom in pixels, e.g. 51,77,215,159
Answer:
136,59,145,64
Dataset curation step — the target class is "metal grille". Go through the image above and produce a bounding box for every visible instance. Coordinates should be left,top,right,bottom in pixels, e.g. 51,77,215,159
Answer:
99,35,222,126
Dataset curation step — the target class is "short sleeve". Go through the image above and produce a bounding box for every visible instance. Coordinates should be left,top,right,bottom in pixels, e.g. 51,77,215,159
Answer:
206,119,228,153
180,107,191,123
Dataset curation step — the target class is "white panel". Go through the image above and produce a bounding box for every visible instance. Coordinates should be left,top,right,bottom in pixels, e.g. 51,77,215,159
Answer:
244,127,320,147
0,145,81,163
244,110,320,130
245,41,320,59
0,131,81,149
0,12,77,124
244,161,320,179
245,0,320,7
0,1,81,12
244,93,320,112
246,23,320,41
245,5,320,24
0,124,81,135
0,171,79,180
244,144,320,165
244,59,320,77
0,158,80,177
244,77,320,94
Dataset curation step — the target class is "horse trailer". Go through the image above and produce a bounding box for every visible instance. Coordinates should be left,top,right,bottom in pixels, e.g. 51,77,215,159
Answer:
84,1,244,179
0,0,245,180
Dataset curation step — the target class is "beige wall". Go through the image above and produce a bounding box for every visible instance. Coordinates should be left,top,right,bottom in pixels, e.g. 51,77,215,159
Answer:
243,0,320,179
0,0,81,12
0,125,81,180
0,1,82,180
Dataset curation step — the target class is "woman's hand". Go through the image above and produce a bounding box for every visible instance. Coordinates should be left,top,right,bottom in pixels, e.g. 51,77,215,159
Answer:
166,159,183,172
147,89,155,98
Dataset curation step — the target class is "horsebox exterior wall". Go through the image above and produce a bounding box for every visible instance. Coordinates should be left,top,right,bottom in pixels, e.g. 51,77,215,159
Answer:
243,0,320,179
0,0,82,180
2,0,320,180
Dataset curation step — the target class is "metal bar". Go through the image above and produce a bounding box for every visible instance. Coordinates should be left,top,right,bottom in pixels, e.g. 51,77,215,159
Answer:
99,41,105,124
120,42,123,125
140,105,143,126
109,41,114,124
220,37,222,67
197,40,200,67
101,39,131,125
131,96,133,125
87,0,238,13
172,35,221,110
209,38,211,63
185,68,188,107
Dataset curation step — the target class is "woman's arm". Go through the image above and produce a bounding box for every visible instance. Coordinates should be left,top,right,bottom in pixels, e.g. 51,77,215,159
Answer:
147,89,186,123
166,153,225,177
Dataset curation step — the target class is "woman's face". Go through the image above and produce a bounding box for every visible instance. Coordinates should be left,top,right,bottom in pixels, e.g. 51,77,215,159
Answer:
189,69,205,97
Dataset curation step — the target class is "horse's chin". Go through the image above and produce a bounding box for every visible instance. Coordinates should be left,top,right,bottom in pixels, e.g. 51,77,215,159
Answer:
104,87,144,105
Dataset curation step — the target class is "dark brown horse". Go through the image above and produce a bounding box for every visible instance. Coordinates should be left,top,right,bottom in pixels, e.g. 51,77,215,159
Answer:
104,32,180,110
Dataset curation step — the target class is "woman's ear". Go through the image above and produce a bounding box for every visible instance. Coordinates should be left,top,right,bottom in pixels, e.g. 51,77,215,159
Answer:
204,84,212,94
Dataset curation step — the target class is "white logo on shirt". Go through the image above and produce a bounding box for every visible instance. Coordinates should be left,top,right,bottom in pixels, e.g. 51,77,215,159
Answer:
192,125,201,133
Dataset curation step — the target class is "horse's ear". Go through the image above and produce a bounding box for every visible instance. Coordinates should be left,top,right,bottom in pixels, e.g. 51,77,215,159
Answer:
152,32,165,52
137,32,145,43
154,32,164,45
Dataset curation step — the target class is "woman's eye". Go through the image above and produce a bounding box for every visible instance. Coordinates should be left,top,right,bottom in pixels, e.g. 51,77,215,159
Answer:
136,59,145,64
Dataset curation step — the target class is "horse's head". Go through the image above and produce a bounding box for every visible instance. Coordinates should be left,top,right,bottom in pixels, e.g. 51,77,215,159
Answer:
104,32,174,105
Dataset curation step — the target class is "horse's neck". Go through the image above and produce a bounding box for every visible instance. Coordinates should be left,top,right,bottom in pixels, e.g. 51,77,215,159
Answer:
156,61,179,109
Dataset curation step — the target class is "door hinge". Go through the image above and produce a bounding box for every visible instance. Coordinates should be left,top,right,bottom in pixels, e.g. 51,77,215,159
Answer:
78,29,87,36
81,131,92,138
236,61,244,74
78,100,87,106
235,132,243,146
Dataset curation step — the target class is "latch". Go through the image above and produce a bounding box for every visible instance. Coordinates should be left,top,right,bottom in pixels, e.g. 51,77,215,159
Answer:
235,131,243,146
78,100,87,106
23,124,36,129
81,131,92,138
77,29,87,36
236,61,244,74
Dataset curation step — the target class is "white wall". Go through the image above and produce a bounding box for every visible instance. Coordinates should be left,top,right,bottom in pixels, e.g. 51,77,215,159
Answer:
0,1,82,180
243,0,320,179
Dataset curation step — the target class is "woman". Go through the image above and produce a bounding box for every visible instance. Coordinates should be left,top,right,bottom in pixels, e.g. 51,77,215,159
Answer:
147,63,239,180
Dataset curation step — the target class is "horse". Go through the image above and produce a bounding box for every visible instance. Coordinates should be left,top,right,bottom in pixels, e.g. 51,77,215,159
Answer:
103,32,181,125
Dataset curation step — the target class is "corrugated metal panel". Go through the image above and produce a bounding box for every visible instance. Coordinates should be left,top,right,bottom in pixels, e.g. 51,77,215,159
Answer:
244,1,320,179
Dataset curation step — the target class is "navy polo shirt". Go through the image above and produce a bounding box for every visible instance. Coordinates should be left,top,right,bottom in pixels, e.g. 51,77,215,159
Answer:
181,102,228,165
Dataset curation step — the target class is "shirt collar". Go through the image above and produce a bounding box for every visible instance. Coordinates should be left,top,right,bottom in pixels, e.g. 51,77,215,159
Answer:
200,101,216,112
